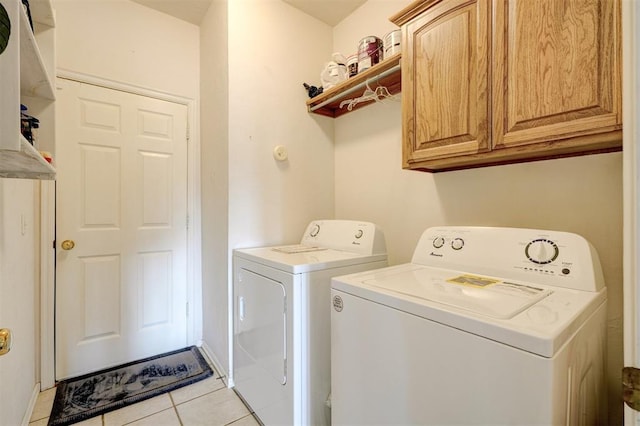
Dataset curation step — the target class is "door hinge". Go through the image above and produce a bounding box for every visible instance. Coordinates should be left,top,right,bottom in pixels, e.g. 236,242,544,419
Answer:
623,367,640,411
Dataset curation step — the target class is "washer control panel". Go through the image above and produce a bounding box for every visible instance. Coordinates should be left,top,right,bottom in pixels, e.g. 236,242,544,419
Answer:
413,226,604,292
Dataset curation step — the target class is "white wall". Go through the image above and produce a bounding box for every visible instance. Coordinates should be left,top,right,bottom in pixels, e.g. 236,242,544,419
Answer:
0,179,37,425
227,0,334,247
200,0,335,378
200,0,230,375
55,0,199,99
333,1,624,424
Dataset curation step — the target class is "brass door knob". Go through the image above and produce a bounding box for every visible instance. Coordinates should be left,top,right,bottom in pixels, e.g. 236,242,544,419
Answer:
61,240,75,250
0,328,12,356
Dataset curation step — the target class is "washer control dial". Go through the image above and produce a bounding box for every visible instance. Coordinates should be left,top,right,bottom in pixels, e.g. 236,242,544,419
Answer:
355,230,364,239
451,238,464,250
525,238,559,265
433,237,445,249
309,224,320,237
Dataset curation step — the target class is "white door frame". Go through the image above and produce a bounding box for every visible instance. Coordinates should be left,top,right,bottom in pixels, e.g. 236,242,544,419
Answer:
40,70,202,389
40,180,56,390
623,0,639,423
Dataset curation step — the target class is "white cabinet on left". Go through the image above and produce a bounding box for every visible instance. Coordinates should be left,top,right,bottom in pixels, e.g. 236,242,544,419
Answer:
0,0,55,179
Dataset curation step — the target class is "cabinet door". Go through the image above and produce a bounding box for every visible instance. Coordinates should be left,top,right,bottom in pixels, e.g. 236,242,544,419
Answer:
493,0,621,150
401,0,490,168
0,0,20,151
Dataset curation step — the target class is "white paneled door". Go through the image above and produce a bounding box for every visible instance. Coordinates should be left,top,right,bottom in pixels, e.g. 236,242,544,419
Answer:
55,79,189,380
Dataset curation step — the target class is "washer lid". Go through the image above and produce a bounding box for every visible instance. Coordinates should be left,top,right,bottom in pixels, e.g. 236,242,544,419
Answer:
365,268,552,319
332,264,607,357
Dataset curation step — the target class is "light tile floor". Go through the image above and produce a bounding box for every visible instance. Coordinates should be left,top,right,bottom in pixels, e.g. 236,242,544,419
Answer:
28,355,260,426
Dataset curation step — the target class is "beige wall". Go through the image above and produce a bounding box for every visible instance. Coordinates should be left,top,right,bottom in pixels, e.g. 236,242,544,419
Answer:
227,0,334,248
333,1,624,423
200,0,335,377
55,0,199,99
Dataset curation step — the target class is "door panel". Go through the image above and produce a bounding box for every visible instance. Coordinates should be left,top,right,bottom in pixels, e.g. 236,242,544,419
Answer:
233,259,293,426
235,268,287,385
81,145,120,227
402,0,490,165
493,0,621,148
0,180,37,425
82,255,121,339
55,79,188,379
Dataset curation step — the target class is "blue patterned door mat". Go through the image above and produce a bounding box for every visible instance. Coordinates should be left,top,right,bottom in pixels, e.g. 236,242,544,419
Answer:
48,346,214,425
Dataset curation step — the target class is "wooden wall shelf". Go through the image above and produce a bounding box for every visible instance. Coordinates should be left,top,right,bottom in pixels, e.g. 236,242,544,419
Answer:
306,53,401,118
0,135,55,180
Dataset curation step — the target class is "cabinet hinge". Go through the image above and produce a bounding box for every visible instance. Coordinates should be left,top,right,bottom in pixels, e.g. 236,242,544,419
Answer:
186,214,189,230
186,302,189,318
623,367,640,411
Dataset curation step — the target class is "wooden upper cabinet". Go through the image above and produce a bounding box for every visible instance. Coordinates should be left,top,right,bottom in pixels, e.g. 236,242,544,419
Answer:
493,0,622,150
394,0,490,167
392,0,622,172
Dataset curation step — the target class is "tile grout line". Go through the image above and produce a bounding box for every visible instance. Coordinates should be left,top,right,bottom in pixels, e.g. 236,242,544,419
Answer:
169,392,184,426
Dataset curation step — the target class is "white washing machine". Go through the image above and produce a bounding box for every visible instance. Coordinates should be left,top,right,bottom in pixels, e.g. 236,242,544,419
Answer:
331,226,607,425
233,220,387,426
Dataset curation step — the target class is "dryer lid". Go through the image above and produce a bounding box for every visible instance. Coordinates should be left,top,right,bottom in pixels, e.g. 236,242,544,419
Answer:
364,267,552,319
234,245,387,273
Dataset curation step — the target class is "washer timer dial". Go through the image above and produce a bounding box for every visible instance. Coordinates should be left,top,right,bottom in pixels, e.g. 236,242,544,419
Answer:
432,237,445,249
309,224,320,237
525,238,559,265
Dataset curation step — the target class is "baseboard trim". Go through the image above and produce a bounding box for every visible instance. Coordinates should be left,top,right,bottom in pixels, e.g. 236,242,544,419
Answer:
22,382,41,426
199,341,231,387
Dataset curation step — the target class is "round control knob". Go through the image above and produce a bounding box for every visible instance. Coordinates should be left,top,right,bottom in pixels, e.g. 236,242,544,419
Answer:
451,238,464,250
355,230,364,239
309,224,320,237
433,237,445,249
525,238,559,265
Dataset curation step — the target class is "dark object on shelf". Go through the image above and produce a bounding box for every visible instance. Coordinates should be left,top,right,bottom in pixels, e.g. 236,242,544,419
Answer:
358,36,383,73
0,2,11,56
21,0,33,31
303,83,323,98
21,104,39,145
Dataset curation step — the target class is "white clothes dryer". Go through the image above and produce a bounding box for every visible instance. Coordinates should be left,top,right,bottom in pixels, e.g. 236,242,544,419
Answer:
331,226,607,425
233,220,387,426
